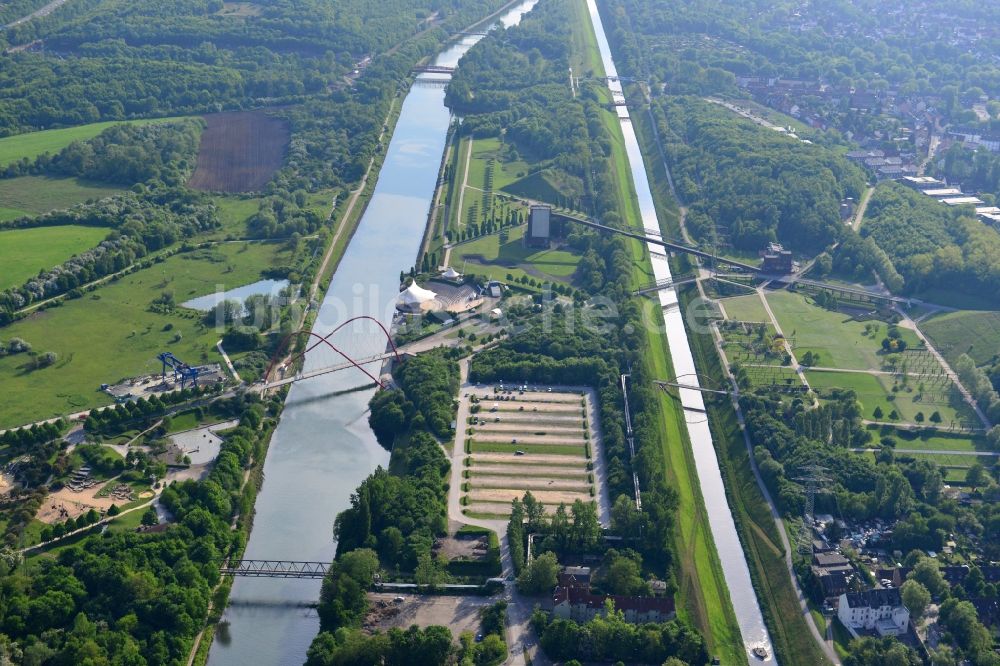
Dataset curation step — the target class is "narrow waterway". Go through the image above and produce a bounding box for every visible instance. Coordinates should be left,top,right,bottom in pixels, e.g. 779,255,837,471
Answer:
206,4,537,665
585,0,775,662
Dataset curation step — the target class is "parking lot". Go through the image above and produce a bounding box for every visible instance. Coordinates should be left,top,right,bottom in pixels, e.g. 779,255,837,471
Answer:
458,385,607,519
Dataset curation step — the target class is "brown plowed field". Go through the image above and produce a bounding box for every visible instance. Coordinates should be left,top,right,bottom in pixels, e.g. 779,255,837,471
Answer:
188,111,290,192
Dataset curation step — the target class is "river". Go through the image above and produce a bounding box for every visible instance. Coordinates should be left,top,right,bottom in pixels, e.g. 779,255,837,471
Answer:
584,0,775,661
206,3,538,665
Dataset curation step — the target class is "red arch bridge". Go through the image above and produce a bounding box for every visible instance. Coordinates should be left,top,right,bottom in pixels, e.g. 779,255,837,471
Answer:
257,316,401,390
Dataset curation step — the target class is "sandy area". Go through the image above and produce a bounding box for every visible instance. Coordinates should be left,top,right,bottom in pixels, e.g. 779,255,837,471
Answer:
481,413,583,425
471,452,587,466
474,434,585,445
367,593,493,636
37,484,120,523
468,488,591,505
470,464,589,478
473,423,585,436
0,471,14,496
472,475,590,492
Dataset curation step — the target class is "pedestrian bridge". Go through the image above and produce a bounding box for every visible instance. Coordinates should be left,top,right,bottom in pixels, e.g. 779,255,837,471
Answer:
220,560,328,579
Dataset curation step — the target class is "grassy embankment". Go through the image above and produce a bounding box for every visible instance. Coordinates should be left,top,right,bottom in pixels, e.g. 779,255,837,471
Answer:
921,309,1000,366
625,52,833,666
571,2,744,662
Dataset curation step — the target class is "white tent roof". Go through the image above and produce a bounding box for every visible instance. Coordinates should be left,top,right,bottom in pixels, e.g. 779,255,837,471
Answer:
442,266,461,279
398,281,437,305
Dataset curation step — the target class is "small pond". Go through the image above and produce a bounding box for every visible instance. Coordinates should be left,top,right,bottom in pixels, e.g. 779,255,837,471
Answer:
181,278,290,312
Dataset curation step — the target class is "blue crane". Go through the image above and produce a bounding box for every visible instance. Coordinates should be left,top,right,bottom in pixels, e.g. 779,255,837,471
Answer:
157,352,201,389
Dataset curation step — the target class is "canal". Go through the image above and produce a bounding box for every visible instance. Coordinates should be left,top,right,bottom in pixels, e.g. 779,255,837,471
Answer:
584,0,775,661
206,3,537,665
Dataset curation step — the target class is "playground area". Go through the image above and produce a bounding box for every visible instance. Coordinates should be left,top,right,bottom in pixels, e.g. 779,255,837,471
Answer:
37,484,119,524
459,386,604,518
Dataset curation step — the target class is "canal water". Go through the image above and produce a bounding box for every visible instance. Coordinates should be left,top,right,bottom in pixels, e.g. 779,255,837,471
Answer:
584,0,775,661
207,3,537,665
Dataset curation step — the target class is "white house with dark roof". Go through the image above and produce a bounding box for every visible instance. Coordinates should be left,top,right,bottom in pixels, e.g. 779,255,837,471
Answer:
837,588,909,638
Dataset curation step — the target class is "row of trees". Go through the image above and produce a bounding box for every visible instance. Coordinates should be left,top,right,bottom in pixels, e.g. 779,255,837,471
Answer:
531,601,707,665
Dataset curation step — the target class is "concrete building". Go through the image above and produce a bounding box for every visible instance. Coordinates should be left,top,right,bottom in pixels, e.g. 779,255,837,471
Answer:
526,204,551,248
902,176,945,190
837,588,909,638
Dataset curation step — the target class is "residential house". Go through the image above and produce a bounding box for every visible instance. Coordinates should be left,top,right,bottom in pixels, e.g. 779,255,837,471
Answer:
837,588,910,637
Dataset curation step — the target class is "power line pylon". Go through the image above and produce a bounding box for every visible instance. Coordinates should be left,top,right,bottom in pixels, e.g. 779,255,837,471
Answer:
793,464,830,555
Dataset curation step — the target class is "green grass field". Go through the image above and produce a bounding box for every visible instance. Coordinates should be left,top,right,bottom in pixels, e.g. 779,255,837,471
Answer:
450,224,580,284
0,176,123,222
806,369,974,425
0,117,188,168
0,242,292,428
922,310,1000,366
469,441,586,457
0,225,109,290
902,451,998,467
765,291,920,371
866,426,986,452
719,293,770,322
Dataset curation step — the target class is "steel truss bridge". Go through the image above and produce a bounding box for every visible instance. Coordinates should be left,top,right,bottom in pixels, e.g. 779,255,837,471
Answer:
412,65,456,75
220,560,328,579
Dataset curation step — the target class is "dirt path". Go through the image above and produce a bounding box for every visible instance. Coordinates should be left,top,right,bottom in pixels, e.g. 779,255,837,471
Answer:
756,286,813,395
453,138,474,231
895,307,991,430
5,0,70,28
851,186,875,232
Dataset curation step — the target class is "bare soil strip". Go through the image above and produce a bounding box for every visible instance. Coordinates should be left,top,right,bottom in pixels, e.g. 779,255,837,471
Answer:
470,452,586,466
468,488,591,505
472,475,591,491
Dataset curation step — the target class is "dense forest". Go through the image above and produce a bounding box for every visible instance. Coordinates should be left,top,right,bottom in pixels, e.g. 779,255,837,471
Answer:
598,0,1000,112
0,394,279,665
0,0,510,135
860,182,1000,301
936,143,1000,203
445,0,614,217
653,96,866,252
